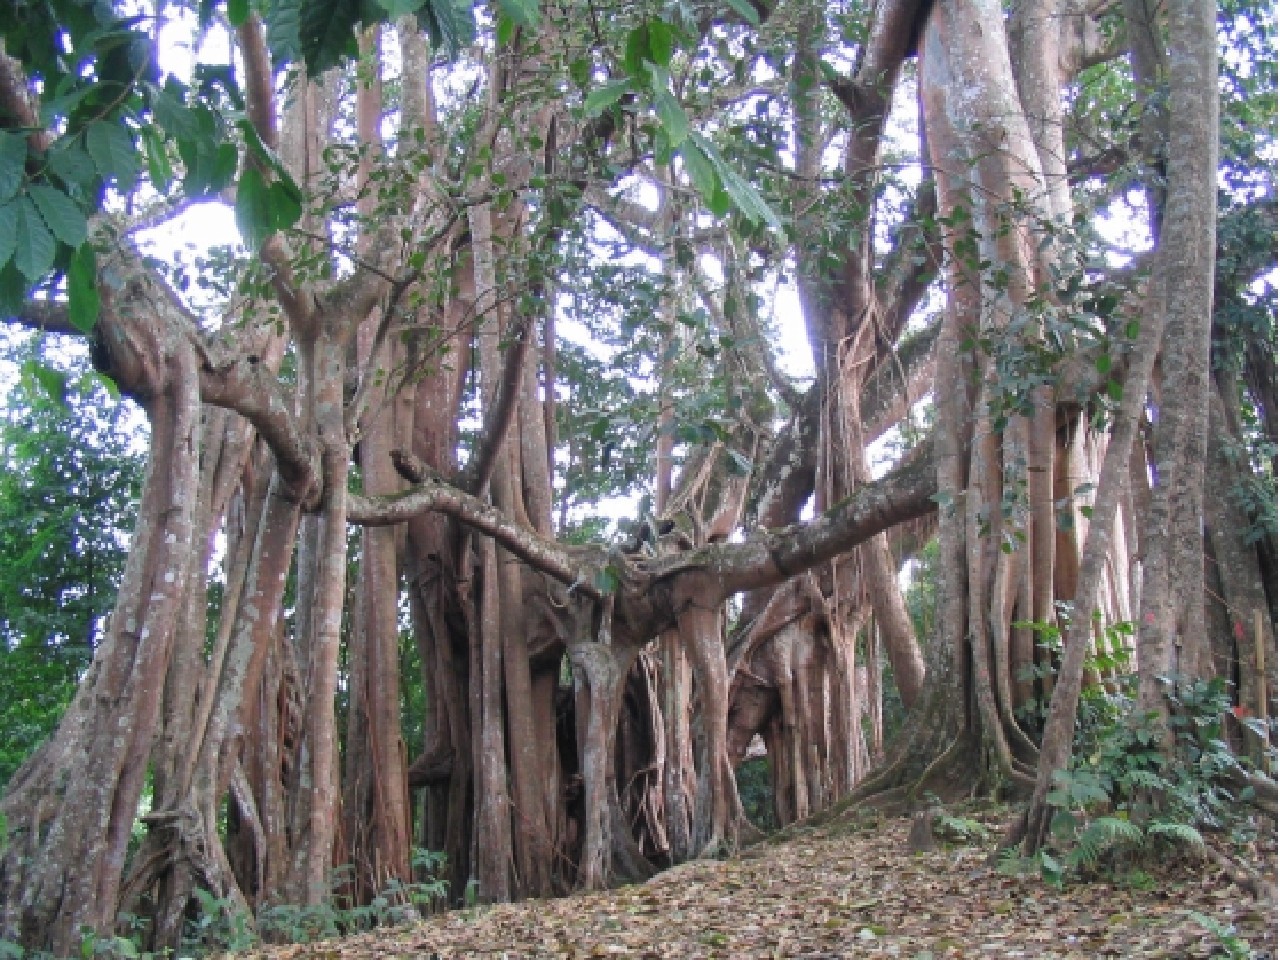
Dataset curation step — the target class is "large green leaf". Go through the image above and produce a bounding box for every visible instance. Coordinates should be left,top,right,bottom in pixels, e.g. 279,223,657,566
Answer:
498,0,540,27
67,243,99,333
181,122,238,199
150,81,199,141
0,201,17,269
27,185,87,248
584,79,631,116
653,89,689,148
265,0,303,67
46,141,97,193
21,358,68,407
14,196,56,283
624,18,675,79
718,165,780,229
235,166,272,251
0,261,23,314
646,19,674,69
0,132,25,203
268,179,303,233
236,119,301,194
727,0,761,25
142,126,174,191
84,121,139,192
417,0,477,56
299,0,362,74
679,140,719,203
624,22,650,79
688,133,780,229
377,0,428,15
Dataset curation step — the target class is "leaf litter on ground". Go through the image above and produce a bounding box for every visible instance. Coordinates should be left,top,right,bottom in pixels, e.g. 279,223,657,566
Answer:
227,807,1277,959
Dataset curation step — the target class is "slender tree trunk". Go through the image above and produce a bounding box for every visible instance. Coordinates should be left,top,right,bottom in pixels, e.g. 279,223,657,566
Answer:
286,334,351,905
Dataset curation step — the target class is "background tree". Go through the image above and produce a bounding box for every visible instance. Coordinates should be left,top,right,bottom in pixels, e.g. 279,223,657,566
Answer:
0,334,144,788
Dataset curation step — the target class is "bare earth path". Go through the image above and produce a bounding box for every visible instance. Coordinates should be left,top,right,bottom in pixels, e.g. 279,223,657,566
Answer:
235,809,1277,959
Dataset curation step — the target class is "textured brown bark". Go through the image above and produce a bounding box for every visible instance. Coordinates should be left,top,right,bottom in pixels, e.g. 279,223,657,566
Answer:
5,0,1230,939
285,334,352,905
341,26,413,902
1134,0,1219,718
1203,383,1275,749
0,302,203,953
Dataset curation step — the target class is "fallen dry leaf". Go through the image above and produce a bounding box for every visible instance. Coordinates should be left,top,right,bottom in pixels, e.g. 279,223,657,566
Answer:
226,807,1278,959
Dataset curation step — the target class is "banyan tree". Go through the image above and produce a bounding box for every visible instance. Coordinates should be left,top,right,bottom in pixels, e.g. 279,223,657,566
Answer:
0,0,1273,952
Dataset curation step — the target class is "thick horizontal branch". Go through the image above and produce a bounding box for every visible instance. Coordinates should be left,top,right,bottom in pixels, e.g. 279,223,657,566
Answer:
9,301,79,336
348,461,595,592
648,433,938,599
352,435,935,648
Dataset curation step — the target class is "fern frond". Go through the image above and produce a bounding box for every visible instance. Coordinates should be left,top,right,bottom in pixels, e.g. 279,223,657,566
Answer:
1067,816,1142,870
1145,820,1204,848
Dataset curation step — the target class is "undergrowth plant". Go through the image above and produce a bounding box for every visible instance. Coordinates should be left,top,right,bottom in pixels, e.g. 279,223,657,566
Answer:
1003,672,1270,888
1186,910,1253,960
0,848,450,959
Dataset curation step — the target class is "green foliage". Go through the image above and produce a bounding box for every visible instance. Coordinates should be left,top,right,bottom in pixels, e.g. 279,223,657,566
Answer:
578,14,779,227
184,889,257,954
735,756,777,832
931,813,989,845
997,845,1069,889
916,794,990,846
1028,675,1261,886
177,850,447,952
1063,815,1143,871
1013,616,1133,741
260,856,446,944
0,335,144,789
1186,910,1253,960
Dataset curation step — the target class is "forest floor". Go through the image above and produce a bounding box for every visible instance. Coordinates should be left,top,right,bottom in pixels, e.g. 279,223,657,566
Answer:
232,805,1278,959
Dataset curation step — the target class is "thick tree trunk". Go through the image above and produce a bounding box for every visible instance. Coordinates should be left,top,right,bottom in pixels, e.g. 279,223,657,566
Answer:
1134,0,1219,719
0,325,202,953
570,635,635,889
661,629,697,860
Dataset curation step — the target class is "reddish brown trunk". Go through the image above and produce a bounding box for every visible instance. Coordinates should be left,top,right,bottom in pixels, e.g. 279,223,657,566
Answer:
0,330,203,953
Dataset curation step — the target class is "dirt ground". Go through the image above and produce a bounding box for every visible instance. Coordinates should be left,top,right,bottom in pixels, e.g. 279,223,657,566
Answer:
230,806,1278,959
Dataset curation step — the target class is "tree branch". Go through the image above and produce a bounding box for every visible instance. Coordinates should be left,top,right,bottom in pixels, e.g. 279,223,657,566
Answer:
349,453,595,592
459,308,534,494
860,321,939,442
0,43,50,150
650,433,937,599
8,300,78,336
236,17,278,152
197,349,320,504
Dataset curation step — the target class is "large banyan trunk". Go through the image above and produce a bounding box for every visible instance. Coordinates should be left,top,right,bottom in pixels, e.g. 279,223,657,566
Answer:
900,0,1082,795
0,293,203,954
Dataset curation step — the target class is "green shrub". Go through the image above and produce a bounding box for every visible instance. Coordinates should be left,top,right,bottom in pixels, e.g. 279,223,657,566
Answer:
735,755,777,832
